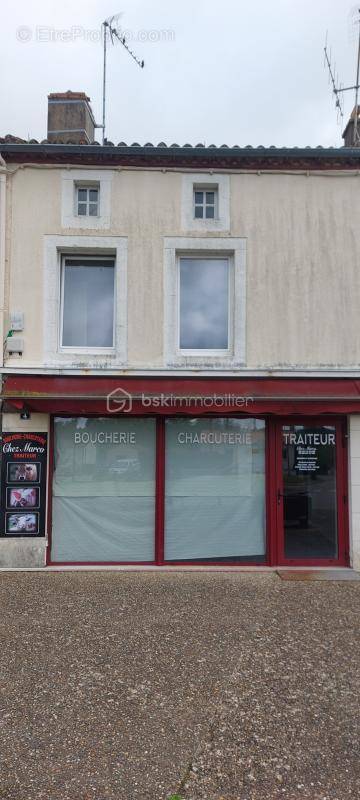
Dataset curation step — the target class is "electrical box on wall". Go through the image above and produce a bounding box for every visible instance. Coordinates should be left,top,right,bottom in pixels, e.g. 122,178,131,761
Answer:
6,338,24,355
10,312,24,331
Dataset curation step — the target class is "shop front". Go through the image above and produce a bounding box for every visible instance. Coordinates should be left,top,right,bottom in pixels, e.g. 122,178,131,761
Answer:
1,376,354,568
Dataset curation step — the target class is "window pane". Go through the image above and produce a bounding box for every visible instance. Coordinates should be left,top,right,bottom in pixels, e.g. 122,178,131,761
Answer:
89,189,98,202
179,258,229,349
205,191,215,203
62,262,114,347
52,417,156,562
282,425,338,559
194,205,203,218
77,202,87,215
205,206,215,218
89,203,98,216
194,191,203,204
77,188,87,201
165,418,266,562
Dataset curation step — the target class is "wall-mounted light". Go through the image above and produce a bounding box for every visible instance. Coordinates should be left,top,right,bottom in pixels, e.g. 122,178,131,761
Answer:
20,407,30,421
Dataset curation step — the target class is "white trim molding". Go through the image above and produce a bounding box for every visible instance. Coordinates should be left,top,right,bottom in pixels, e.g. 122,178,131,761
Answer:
61,169,113,230
181,173,230,232
43,235,128,368
163,236,246,369
0,174,6,367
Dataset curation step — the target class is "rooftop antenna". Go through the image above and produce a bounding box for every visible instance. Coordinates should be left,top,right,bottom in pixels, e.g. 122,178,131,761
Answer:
324,8,360,144
101,13,145,145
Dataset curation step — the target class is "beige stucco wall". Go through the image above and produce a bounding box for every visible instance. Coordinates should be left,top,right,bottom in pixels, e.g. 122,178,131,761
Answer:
3,165,360,370
0,172,6,366
6,168,61,363
233,173,360,368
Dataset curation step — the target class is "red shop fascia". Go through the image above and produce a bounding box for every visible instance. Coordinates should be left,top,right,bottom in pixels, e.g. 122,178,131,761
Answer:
2,373,358,568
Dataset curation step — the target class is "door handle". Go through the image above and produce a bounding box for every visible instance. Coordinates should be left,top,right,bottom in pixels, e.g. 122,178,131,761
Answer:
277,488,284,505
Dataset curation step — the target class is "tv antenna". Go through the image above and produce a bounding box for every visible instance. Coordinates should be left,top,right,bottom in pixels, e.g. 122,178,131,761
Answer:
101,13,145,145
324,8,360,145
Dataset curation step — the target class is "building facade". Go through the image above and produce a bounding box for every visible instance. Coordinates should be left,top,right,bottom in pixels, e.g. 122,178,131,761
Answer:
1,94,360,569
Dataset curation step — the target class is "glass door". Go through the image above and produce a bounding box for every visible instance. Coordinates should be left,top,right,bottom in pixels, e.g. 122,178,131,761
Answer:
276,420,348,565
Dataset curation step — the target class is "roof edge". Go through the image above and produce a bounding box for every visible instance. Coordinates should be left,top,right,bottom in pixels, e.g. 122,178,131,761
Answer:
1,142,360,169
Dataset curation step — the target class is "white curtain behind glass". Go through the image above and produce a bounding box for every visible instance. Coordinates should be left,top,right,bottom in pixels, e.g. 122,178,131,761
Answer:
165,418,266,560
52,418,155,562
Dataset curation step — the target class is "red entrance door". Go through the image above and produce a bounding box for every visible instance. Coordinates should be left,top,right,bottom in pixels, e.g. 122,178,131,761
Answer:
274,419,349,566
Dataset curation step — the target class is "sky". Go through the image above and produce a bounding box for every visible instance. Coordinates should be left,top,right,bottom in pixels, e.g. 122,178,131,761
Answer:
0,0,359,147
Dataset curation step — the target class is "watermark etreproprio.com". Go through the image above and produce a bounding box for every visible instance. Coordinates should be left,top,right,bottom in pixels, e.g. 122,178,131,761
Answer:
16,24,175,44
106,388,254,414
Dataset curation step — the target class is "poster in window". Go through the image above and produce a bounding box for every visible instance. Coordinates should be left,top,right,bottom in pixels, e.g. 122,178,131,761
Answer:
0,433,47,537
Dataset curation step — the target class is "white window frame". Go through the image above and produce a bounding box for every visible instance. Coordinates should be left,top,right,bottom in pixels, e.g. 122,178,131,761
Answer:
181,173,230,232
59,255,116,355
164,237,246,368
177,254,232,356
44,235,127,367
193,186,218,220
75,183,100,218
61,169,113,230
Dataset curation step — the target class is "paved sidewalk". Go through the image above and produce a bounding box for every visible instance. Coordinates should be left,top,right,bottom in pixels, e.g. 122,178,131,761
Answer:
0,572,359,800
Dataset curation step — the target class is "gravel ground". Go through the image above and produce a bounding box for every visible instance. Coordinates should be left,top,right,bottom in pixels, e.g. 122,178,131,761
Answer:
0,572,359,800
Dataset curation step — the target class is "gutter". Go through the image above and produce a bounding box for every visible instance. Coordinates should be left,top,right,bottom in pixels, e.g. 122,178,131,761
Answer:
1,144,360,171
0,143,359,158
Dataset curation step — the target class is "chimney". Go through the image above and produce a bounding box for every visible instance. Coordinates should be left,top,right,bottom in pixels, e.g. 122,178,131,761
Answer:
47,91,96,144
342,105,360,147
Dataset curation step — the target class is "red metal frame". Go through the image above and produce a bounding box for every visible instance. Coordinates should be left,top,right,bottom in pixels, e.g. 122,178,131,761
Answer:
46,414,159,567
45,416,55,566
266,419,278,566
274,417,349,567
45,411,350,568
161,415,269,566
155,418,165,565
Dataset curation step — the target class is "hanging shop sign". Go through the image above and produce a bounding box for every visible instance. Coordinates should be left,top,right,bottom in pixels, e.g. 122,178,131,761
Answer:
0,433,48,537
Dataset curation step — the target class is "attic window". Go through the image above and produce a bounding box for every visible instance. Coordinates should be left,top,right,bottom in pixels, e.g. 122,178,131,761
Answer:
76,185,99,217
193,186,218,219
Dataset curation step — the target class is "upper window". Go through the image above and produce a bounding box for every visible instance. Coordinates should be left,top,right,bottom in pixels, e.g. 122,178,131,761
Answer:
76,185,99,217
61,170,112,230
179,256,230,352
164,236,245,367
193,187,218,219
181,174,229,232
61,255,115,350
